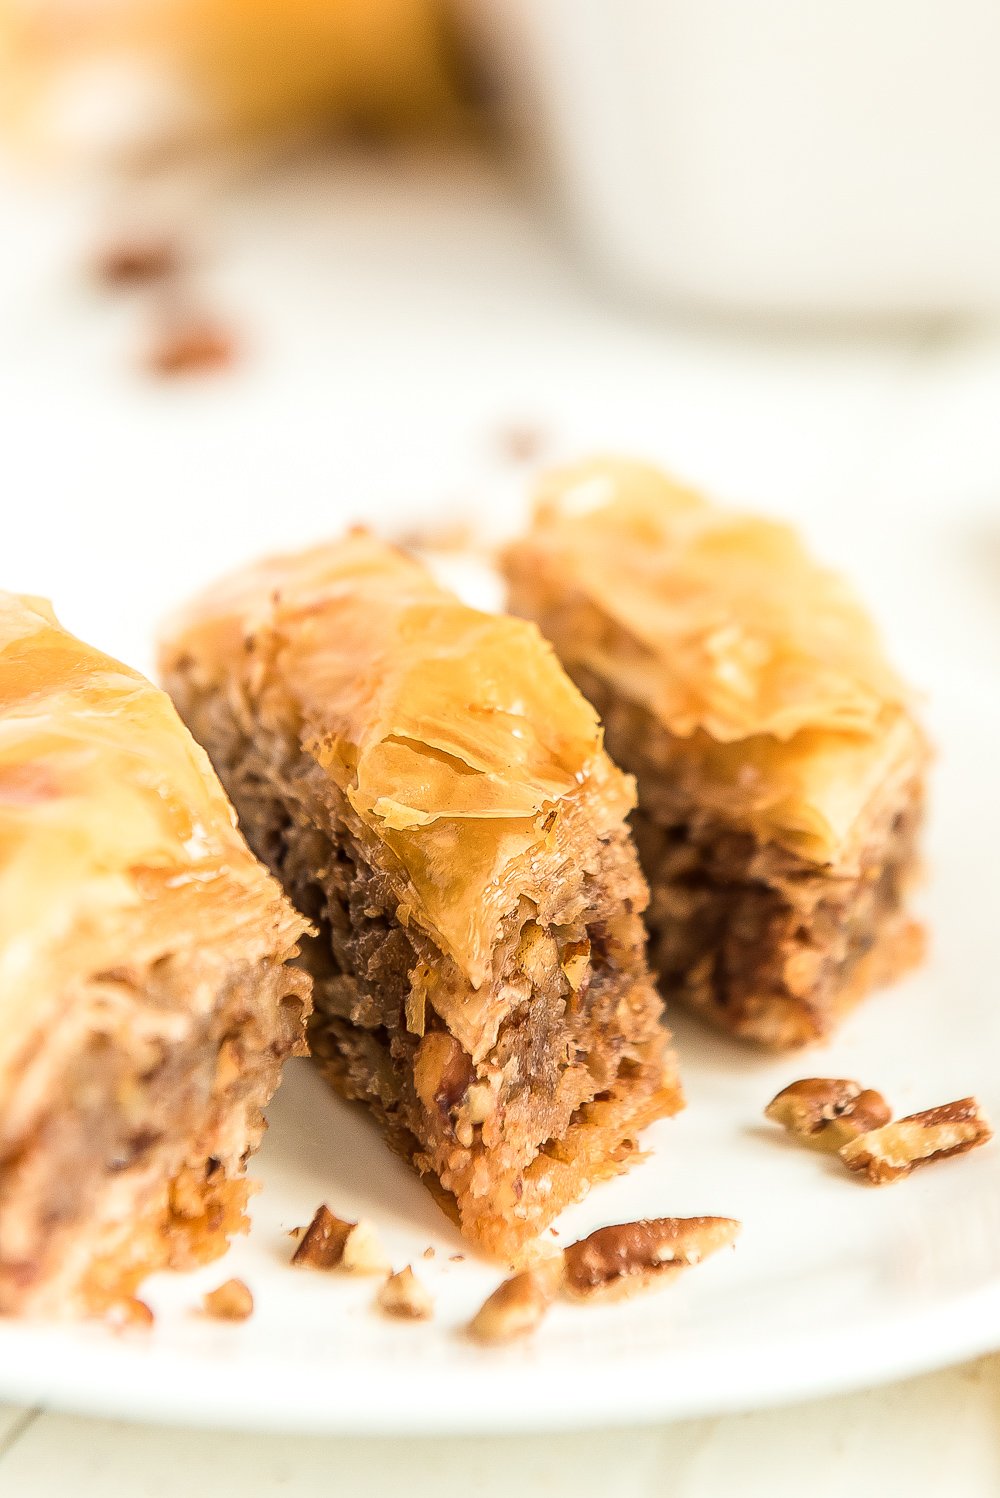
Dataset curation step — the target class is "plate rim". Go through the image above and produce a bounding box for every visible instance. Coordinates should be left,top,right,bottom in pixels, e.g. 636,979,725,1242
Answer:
2,1276,999,1434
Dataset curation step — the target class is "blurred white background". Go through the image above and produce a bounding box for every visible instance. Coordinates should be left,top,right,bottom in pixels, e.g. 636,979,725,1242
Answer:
2,2,1000,1491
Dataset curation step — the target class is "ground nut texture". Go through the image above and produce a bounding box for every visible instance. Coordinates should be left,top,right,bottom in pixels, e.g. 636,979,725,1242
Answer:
0,595,311,1315
575,675,924,1047
162,535,681,1259
504,459,928,1048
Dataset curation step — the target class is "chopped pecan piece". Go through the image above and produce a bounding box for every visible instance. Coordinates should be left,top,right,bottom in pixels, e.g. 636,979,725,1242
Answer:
495,422,547,465
202,1278,254,1321
563,1216,740,1301
95,235,180,287
376,1266,434,1320
765,1078,891,1151
840,1098,993,1183
291,1205,353,1269
290,1205,389,1274
146,314,235,377
468,1259,563,1344
413,1033,474,1124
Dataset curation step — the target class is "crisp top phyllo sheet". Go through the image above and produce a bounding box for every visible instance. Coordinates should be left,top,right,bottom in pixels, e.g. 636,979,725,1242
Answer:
505,459,924,872
0,594,305,1076
0,594,310,1314
163,534,677,1256
164,534,635,1000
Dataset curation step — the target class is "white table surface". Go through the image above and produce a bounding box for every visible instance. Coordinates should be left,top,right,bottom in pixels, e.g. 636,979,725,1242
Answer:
2,1357,1000,1497
2,141,1000,1496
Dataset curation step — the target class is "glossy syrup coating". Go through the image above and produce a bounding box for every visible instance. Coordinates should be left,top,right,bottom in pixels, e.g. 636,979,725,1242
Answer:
160,533,635,989
503,460,927,869
0,593,307,1082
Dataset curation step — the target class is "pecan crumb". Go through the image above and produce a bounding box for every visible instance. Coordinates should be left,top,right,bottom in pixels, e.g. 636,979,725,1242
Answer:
422,1246,435,1260
202,1278,253,1321
840,1097,992,1183
563,1216,740,1302
291,1205,391,1275
146,314,236,377
95,235,179,287
377,1266,433,1320
291,1205,353,1269
468,1259,563,1344
495,422,548,465
765,1078,891,1151
413,1033,474,1124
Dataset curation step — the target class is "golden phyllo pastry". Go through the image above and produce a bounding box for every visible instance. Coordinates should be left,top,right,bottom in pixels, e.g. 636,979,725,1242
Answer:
503,459,927,1047
0,0,465,162
0,595,311,1316
161,534,680,1259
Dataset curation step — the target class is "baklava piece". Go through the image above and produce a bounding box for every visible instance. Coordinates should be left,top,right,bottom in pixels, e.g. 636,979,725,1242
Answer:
161,534,680,1259
504,459,927,1047
0,595,311,1316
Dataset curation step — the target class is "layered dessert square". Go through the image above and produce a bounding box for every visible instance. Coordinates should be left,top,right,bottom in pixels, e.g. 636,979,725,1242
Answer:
161,534,680,1258
0,595,311,1315
503,460,927,1047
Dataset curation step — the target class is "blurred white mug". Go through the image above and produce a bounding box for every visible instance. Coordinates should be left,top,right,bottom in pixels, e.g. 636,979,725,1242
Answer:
462,0,1000,321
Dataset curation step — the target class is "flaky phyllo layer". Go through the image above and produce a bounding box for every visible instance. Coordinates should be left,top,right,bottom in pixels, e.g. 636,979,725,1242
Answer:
504,459,926,873
162,535,678,1255
0,596,310,1313
503,460,927,1048
162,534,636,995
0,595,307,1074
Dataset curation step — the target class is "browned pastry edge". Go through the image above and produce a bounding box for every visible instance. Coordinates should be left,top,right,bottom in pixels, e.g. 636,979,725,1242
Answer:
163,658,681,1261
0,953,309,1316
572,668,924,1049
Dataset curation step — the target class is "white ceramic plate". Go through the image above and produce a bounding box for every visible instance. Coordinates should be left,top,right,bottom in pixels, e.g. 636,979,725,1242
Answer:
2,619,997,1435
1,148,999,1433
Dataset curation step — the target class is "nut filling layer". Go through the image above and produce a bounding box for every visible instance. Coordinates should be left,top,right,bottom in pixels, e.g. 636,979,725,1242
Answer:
0,593,311,1318
161,535,682,1259
503,461,928,1049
